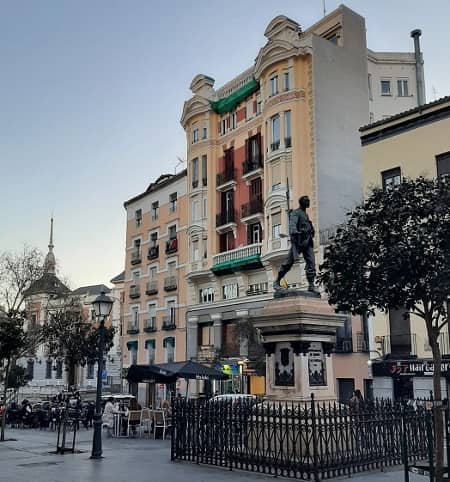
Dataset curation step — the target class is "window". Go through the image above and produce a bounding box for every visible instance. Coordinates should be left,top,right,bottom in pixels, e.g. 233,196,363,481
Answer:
284,111,291,147
130,348,138,365
328,34,339,45
248,222,262,244
270,75,278,96
368,74,373,100
271,115,280,150
87,362,95,379
199,287,215,304
381,80,391,96
382,167,401,190
271,161,281,191
397,79,409,97
131,307,139,327
219,231,235,252
272,212,281,239
146,340,155,365
132,270,140,285
149,266,157,280
45,360,52,379
202,121,208,140
169,192,177,213
202,198,207,219
164,338,175,363
168,225,177,240
223,283,239,300
246,101,253,120
150,231,158,247
151,201,159,221
200,324,214,345
192,239,200,261
437,152,450,177
192,127,199,143
256,97,262,115
221,118,227,135
201,155,207,186
167,300,176,324
283,71,290,91
135,209,142,228
55,360,63,379
192,157,199,188
231,111,237,130
168,261,176,278
192,200,200,221
246,133,261,165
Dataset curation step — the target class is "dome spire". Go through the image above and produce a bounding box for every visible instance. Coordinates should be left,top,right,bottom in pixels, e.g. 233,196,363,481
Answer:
44,216,56,274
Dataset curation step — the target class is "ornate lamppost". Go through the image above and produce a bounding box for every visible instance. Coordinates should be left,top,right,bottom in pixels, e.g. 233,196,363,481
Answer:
90,291,113,459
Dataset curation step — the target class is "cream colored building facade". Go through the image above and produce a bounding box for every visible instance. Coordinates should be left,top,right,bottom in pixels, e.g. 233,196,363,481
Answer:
122,171,188,405
180,5,399,401
361,96,450,400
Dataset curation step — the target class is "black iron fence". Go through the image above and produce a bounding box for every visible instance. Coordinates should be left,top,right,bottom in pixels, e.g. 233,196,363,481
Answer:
171,396,432,480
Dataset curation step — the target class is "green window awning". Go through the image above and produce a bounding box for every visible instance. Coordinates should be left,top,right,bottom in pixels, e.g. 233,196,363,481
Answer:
163,337,175,348
145,339,155,349
211,253,262,275
210,78,259,115
127,341,138,351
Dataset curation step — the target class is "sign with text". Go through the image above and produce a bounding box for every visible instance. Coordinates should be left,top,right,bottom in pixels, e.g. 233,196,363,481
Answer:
372,359,450,377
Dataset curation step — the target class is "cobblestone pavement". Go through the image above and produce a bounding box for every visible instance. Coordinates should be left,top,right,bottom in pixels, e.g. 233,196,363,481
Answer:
0,428,427,482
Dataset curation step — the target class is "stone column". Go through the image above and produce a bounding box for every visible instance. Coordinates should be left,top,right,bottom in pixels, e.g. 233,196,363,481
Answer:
186,316,199,360
211,313,222,351
236,310,249,357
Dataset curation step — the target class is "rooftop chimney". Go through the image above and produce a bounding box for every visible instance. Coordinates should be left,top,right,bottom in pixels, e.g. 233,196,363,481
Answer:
410,29,425,107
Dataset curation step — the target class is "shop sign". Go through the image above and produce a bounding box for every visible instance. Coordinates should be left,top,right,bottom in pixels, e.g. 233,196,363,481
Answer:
372,360,450,377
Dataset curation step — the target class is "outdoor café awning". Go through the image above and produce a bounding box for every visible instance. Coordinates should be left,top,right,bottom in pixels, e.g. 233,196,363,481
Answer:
126,360,228,384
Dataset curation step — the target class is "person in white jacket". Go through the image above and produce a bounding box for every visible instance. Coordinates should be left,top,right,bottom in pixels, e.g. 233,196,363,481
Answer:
102,397,121,437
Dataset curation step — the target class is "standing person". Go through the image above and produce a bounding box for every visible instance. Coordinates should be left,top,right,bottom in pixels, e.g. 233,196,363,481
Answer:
273,195,318,293
102,397,121,437
350,389,364,410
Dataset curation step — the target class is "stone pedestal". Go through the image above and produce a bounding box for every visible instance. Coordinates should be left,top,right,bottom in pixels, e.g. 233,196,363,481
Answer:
253,291,346,401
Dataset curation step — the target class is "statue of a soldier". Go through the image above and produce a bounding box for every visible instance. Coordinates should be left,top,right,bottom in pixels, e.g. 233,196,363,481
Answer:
273,195,318,294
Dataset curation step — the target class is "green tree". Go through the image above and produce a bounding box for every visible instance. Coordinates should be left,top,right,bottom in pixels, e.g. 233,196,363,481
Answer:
319,176,450,482
0,313,27,441
7,364,29,390
42,299,115,387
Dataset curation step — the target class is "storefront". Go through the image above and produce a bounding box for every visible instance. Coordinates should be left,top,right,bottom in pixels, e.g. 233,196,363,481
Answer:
371,359,450,400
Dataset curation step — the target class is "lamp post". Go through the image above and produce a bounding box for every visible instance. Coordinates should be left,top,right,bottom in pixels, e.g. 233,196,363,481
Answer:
90,291,113,459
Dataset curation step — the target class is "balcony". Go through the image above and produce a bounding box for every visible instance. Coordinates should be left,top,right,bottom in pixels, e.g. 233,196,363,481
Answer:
130,249,141,265
334,337,353,353
129,285,140,299
166,238,178,255
271,140,280,151
162,316,176,330
216,210,237,232
382,333,417,358
211,243,262,275
147,245,159,260
164,276,177,292
216,168,237,191
145,281,158,295
242,156,263,182
241,197,263,222
246,282,268,296
127,322,139,335
284,137,292,148
356,332,369,352
143,317,156,333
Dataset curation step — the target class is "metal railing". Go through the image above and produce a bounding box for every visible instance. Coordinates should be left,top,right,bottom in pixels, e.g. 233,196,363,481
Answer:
164,277,177,291
166,238,178,254
129,285,140,299
216,168,236,187
246,282,268,296
241,197,263,218
216,210,236,227
130,249,141,265
162,315,176,330
334,336,353,353
146,281,158,295
127,322,139,334
242,156,263,176
213,243,262,266
148,245,159,259
171,396,431,480
382,333,417,357
143,317,156,333
356,331,370,352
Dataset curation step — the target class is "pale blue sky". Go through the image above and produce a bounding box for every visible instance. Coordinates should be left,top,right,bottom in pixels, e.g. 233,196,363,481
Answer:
1,0,449,288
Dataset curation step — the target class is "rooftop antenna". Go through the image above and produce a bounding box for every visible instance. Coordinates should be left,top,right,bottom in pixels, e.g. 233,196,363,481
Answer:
323,0,326,17
174,156,186,174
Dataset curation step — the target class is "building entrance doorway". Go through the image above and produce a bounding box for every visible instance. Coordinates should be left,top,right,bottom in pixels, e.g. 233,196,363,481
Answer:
393,376,414,401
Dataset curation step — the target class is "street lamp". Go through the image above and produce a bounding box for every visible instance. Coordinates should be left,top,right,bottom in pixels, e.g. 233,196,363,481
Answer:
90,291,113,459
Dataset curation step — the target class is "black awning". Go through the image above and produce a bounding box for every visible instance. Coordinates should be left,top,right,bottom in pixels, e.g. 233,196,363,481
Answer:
126,364,178,384
152,360,228,381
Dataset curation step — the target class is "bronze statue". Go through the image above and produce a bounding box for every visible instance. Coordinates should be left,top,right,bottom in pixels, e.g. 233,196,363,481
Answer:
273,195,318,293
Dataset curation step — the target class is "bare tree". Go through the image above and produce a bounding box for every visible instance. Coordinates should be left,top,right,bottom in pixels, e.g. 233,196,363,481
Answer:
0,246,43,313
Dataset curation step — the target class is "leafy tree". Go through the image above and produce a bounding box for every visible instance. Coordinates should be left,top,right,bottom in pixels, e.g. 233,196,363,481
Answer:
42,299,115,388
7,364,29,390
319,176,450,481
0,313,29,441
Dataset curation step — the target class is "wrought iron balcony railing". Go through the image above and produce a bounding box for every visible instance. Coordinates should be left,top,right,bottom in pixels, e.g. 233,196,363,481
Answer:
166,238,178,254
164,276,177,291
162,316,176,330
143,317,156,333
216,210,237,227
216,168,236,187
242,156,263,176
382,333,417,357
241,197,263,218
148,245,159,260
146,281,158,295
129,285,140,299
127,322,139,335
131,249,141,265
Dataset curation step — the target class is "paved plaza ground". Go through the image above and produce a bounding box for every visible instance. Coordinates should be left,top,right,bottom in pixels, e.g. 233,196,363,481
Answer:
0,428,428,482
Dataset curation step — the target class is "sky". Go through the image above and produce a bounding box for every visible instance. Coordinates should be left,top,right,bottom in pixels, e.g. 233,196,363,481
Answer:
1,0,449,289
